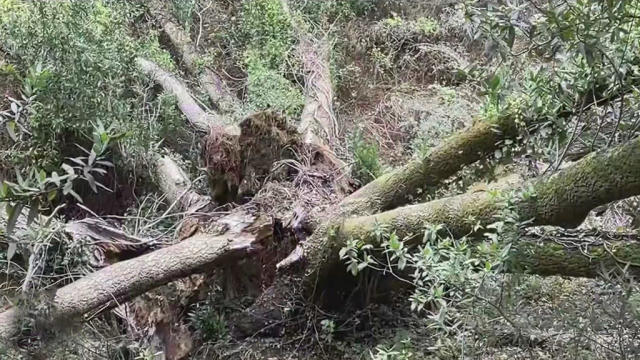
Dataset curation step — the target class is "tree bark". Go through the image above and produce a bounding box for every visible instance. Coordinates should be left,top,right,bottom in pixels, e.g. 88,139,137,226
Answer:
148,0,239,114
155,155,212,213
137,57,219,133
296,35,353,193
510,228,640,278
238,136,640,336
298,36,338,147
338,114,520,217
0,213,271,341
332,136,640,272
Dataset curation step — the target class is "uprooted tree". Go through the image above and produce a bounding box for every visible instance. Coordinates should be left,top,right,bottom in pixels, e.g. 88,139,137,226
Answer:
1,0,640,357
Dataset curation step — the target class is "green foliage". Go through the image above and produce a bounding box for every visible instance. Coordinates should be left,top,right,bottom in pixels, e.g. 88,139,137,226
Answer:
414,16,440,35
382,15,405,28
380,14,440,35
339,190,524,332
370,338,414,360
349,131,382,185
188,301,229,342
469,0,640,163
241,0,294,68
138,32,177,72
0,122,118,235
240,0,304,115
320,319,336,343
245,55,305,115
296,0,374,23
0,1,154,168
170,0,196,32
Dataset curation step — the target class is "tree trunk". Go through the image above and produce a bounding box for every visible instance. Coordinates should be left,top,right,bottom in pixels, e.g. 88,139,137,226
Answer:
330,136,640,274
298,36,338,146
0,213,271,341
511,228,640,278
148,0,239,114
297,35,353,193
238,136,640,336
137,57,225,133
155,155,212,213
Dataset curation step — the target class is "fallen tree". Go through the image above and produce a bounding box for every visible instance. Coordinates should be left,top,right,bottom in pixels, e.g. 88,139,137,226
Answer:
147,0,239,114
298,35,338,147
3,100,637,340
155,155,212,213
5,0,640,347
239,133,640,335
0,210,271,340
139,57,300,203
136,57,229,133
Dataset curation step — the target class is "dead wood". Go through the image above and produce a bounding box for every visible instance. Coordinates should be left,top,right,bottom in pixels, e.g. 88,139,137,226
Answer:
0,211,271,341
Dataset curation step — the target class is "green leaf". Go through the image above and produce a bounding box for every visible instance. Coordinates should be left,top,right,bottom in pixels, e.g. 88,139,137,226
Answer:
61,163,75,175
15,169,24,187
84,170,97,193
6,202,24,236
50,171,61,187
88,150,96,165
488,74,501,91
0,182,8,198
26,201,39,226
357,261,368,272
506,25,515,48
38,169,47,185
6,121,17,141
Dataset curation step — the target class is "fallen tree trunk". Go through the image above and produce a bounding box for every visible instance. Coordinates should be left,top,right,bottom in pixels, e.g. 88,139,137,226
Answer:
148,0,239,113
331,136,640,274
337,114,520,217
155,155,212,213
137,57,231,133
0,213,271,341
298,36,338,146
510,228,640,278
238,136,640,335
296,35,352,191
276,114,521,267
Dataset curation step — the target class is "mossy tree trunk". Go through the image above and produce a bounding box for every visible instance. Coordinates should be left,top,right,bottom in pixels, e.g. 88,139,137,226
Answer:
237,135,640,336
328,136,640,277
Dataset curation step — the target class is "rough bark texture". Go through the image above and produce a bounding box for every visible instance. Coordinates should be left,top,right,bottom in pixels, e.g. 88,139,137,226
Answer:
277,115,520,268
148,0,239,114
0,213,270,341
239,136,640,336
333,137,640,273
511,228,640,278
65,218,158,266
298,36,338,146
338,115,519,217
246,114,524,332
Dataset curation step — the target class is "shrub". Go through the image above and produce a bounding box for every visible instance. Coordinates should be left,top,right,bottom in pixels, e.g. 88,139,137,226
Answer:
241,0,304,116
350,131,382,185
0,1,147,167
